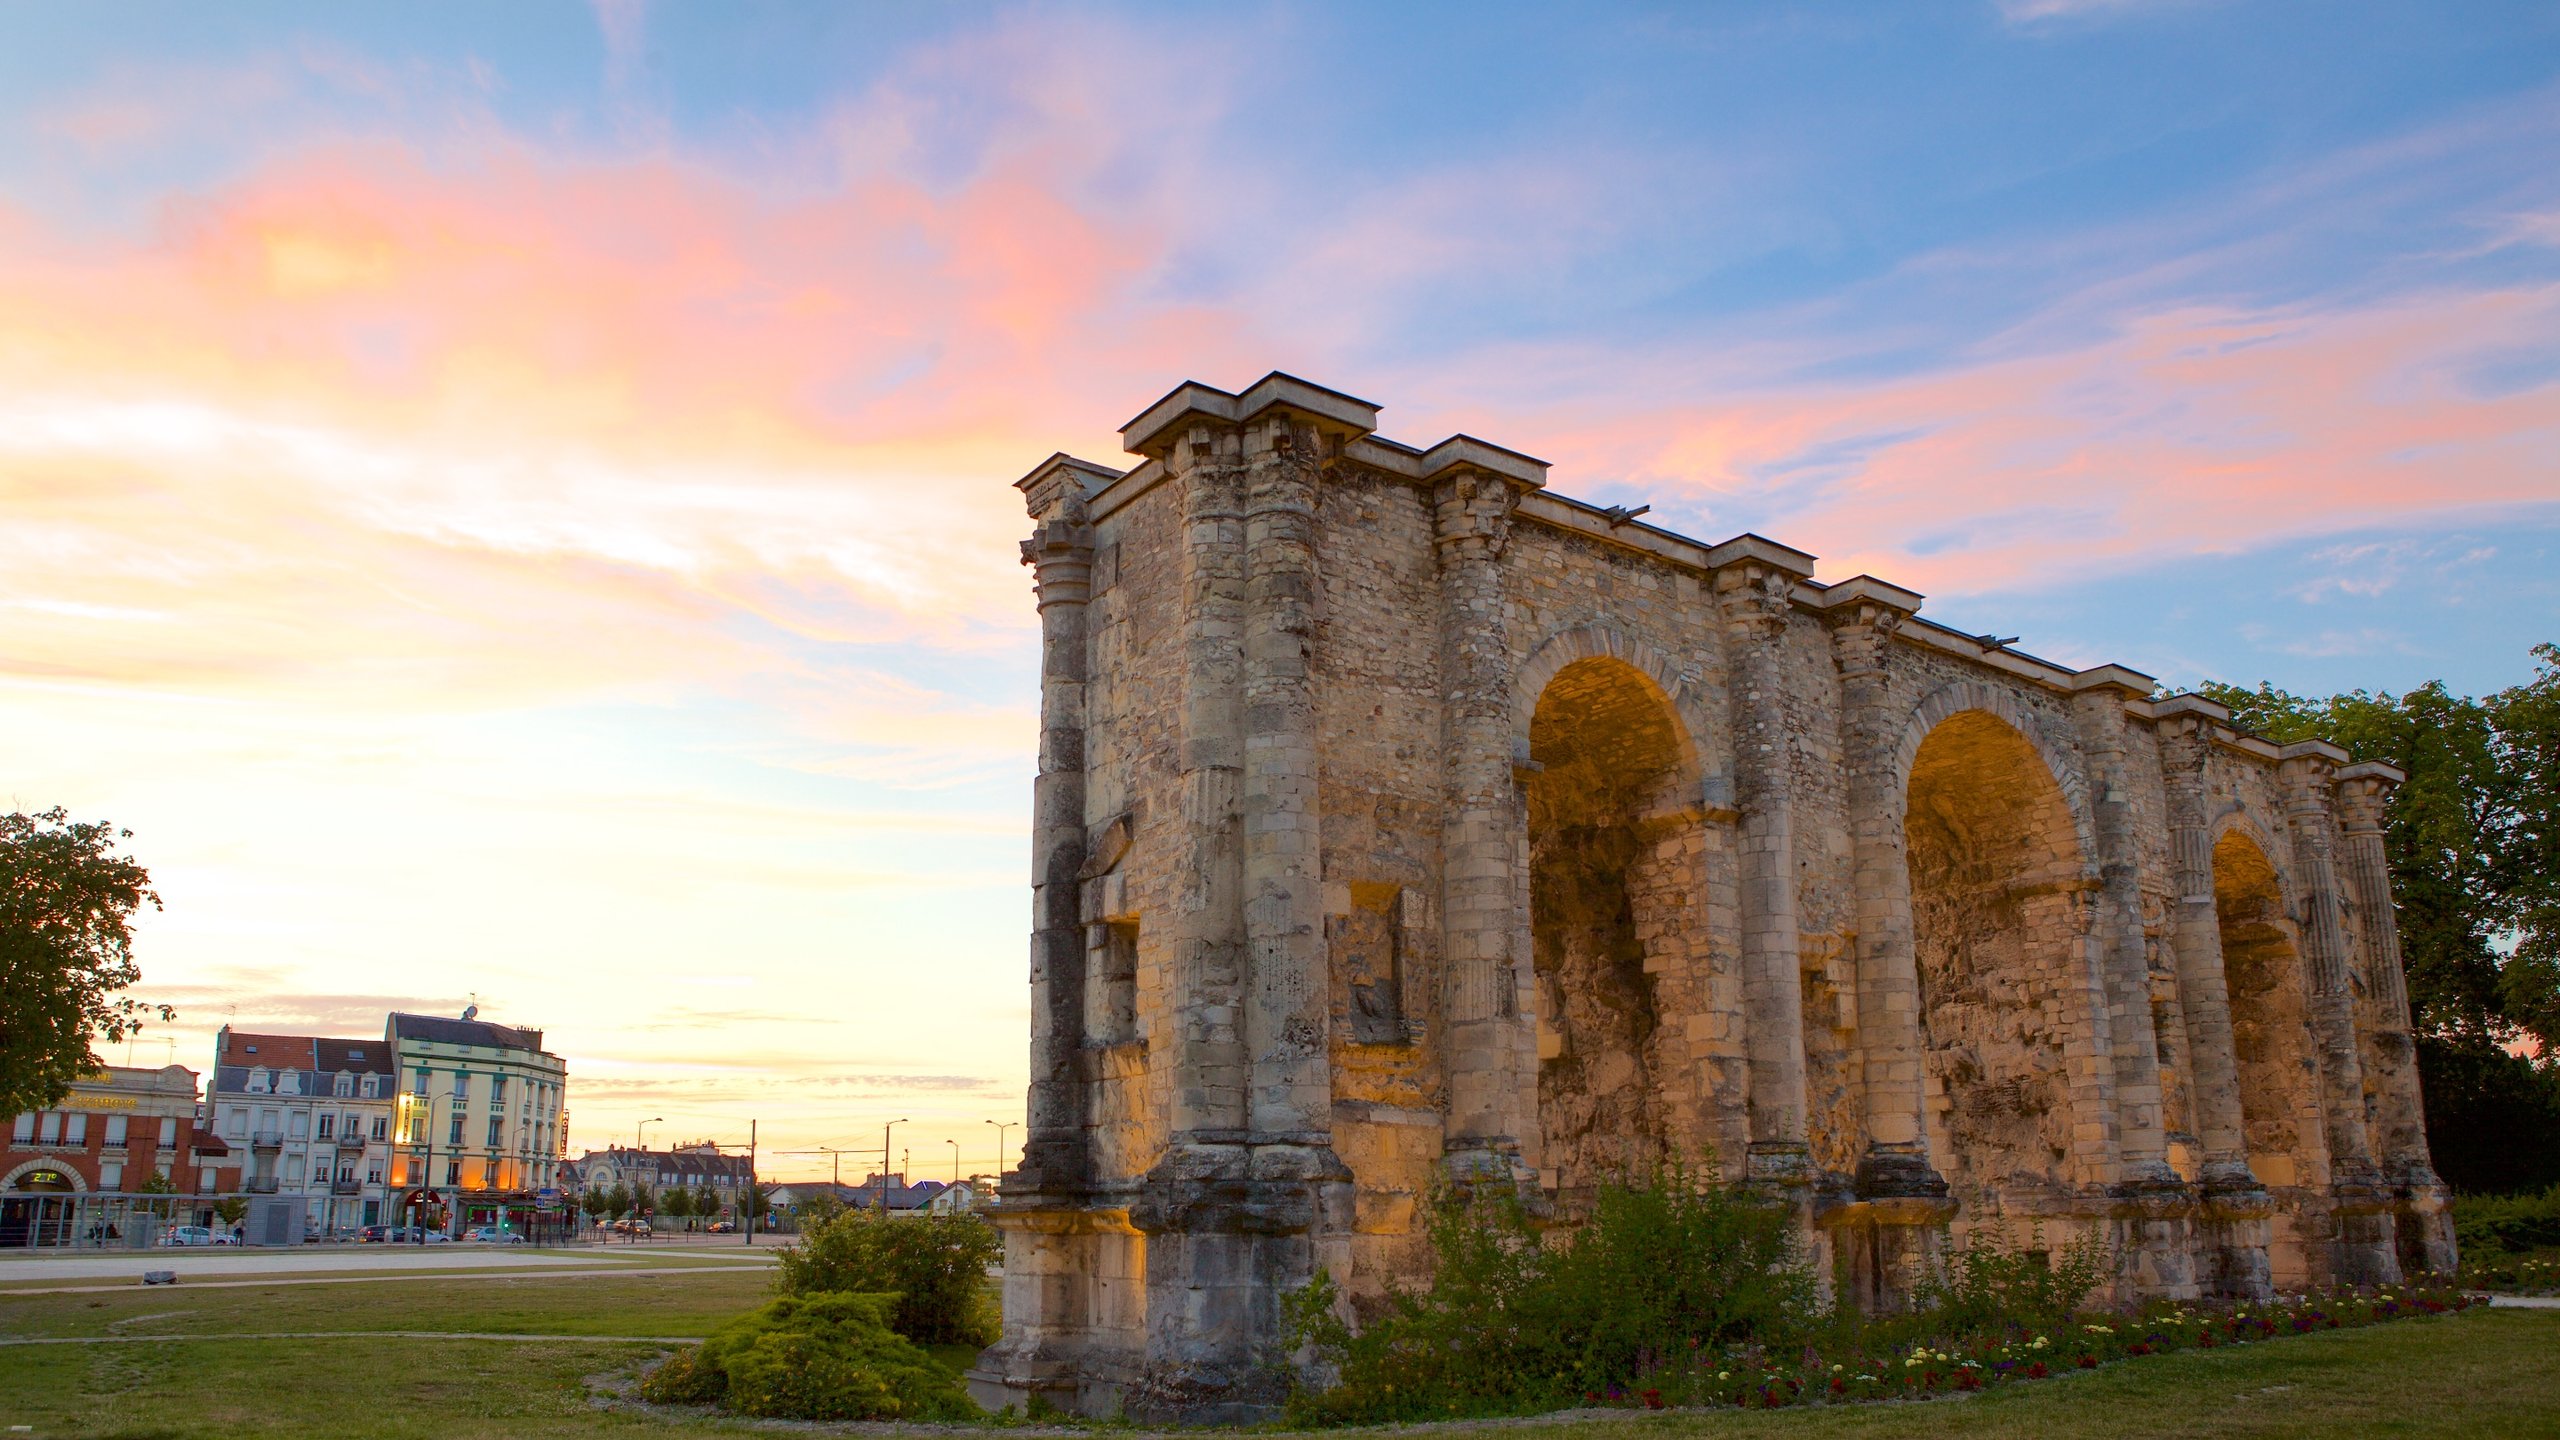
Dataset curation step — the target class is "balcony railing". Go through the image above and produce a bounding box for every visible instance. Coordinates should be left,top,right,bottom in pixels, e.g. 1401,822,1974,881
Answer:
250,1131,284,1151
331,1177,363,1195
245,1176,280,1193
334,1133,368,1150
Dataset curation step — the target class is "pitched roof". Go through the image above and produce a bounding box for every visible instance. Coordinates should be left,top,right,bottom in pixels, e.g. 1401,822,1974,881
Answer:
389,1012,548,1053
312,1038,393,1076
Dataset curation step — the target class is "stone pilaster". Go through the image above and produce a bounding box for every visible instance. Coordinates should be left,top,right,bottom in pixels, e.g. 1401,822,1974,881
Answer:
2279,745,2400,1287
1432,467,1530,1180
2154,704,2273,1298
2071,671,2193,1297
1713,559,1811,1187
1819,579,1951,1312
2336,764,2457,1275
1018,479,1099,1193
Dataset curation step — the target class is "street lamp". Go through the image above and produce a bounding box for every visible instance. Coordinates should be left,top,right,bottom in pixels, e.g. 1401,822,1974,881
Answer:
986,1118,1016,1174
949,1139,961,1187
636,1117,662,1152
396,1089,462,1246
881,1118,908,1215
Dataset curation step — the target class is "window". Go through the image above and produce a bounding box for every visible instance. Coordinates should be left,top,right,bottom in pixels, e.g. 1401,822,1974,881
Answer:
447,1114,465,1146
367,1164,383,1185
490,1075,507,1106
10,1113,30,1143
259,1109,279,1135
284,1156,304,1185
360,1074,380,1099
333,1072,353,1098
39,1113,61,1144
196,1166,212,1192
412,1068,429,1096
371,1116,389,1141
160,1117,176,1145
405,1114,425,1144
64,1113,87,1144
105,1115,127,1146
247,1067,270,1093
452,1073,471,1105
316,1114,335,1140
444,1159,459,1187
288,1111,308,1139
221,1108,244,1139
100,1160,123,1190
485,1115,503,1147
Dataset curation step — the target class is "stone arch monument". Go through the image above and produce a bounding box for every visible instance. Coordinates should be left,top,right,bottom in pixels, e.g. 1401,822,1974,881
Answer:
971,373,2455,1420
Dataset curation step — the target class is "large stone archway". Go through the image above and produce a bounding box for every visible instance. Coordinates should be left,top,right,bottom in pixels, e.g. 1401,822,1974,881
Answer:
2213,824,2328,1287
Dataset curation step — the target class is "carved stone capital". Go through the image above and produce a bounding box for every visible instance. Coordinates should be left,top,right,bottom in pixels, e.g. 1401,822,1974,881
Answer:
1712,561,1794,642
2334,773,2395,836
1431,468,1520,561
1022,512,1097,610
1825,601,1904,677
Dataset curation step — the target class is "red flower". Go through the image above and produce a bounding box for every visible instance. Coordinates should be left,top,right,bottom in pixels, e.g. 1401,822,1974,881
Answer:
2077,1354,2098,1369
1642,1390,1663,1411
2026,1361,2048,1379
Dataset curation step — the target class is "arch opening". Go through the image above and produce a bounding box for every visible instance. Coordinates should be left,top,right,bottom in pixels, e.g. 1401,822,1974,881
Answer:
1525,657,1692,1206
1904,709,2097,1207
2214,829,2324,1209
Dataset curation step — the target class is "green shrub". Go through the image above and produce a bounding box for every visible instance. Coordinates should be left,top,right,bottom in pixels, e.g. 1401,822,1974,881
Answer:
774,1208,1002,1347
1910,1222,2119,1336
636,1292,976,1422
2451,1185,2560,1256
1287,1160,1817,1423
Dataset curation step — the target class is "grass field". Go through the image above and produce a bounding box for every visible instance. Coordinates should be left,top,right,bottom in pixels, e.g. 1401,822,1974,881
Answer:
1,1269,2553,1439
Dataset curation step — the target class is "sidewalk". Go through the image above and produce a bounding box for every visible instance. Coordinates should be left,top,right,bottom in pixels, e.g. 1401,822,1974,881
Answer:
0,1244,772,1285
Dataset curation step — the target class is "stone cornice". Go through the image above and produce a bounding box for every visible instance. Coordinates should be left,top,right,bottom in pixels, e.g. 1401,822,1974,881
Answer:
1120,372,1384,459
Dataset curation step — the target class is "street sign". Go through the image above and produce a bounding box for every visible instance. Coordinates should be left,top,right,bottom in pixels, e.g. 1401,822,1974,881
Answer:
534,1187,562,1213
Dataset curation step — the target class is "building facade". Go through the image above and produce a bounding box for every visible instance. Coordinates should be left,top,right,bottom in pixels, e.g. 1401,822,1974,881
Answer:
4,1064,227,1245
572,1142,755,1221
974,374,2456,1420
207,1029,398,1236
388,1011,568,1234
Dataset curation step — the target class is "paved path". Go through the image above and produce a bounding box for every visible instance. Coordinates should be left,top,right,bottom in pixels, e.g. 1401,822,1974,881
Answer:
2488,1294,2560,1308
0,1245,773,1284
0,1263,772,1298
0,1331,700,1346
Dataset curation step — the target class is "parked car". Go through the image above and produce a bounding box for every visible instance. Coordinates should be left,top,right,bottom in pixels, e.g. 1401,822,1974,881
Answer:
157,1225,216,1247
462,1226,525,1244
609,1218,651,1236
705,1220,736,1234
358,1224,390,1243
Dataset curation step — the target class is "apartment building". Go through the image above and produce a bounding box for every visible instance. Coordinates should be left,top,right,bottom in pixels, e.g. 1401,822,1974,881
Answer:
4,1064,226,1245
206,1029,398,1235
388,1010,568,1234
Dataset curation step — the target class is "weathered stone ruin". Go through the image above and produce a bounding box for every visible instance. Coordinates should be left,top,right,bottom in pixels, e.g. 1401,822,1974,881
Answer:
968,373,2456,1422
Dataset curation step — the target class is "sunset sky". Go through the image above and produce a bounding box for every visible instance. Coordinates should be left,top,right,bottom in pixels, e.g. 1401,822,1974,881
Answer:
5,2,2556,1183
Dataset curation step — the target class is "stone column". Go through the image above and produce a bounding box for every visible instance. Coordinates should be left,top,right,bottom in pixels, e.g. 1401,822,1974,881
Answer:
1712,560,1811,1187
2154,706,2272,1298
1432,468,1529,1181
1821,583,1950,1313
2336,764,2457,1274
1018,482,1099,1192
2070,673,2192,1296
2278,746,2400,1286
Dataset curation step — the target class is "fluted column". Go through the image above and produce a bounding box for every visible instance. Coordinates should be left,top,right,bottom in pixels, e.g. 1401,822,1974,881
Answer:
1823,591,1941,1195
2280,746,2400,1286
2156,714,2254,1190
1165,424,1250,1146
1241,413,1334,1146
2071,678,2176,1186
2337,765,2455,1274
1433,468,1527,1175
1019,479,1098,1193
1715,560,1811,1185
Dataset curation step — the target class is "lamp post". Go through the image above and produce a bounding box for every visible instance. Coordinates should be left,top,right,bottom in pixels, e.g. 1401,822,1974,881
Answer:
986,1118,1016,1175
881,1119,907,1215
398,1089,461,1246
636,1117,662,1152
949,1139,960,1187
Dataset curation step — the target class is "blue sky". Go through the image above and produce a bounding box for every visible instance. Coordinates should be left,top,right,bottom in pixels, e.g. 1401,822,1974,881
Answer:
1,1,2553,1170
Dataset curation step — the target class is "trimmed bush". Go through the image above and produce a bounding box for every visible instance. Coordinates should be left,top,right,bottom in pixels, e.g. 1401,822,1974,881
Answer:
637,1292,975,1422
773,1208,1002,1347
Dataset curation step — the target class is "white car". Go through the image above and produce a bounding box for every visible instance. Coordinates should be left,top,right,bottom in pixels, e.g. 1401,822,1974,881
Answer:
462,1227,525,1244
157,1225,216,1247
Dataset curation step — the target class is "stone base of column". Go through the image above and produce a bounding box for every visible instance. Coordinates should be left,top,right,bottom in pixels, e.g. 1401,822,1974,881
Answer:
2395,1177,2458,1277
1440,1138,1546,1216
2327,1176,2405,1289
1122,1140,1353,1426
1821,1193,1957,1314
2195,1178,2275,1301
967,1196,1145,1418
2106,1180,2203,1302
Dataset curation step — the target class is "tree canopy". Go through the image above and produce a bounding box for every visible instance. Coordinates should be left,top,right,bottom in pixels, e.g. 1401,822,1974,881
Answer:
0,808,172,1117
2202,643,2560,1192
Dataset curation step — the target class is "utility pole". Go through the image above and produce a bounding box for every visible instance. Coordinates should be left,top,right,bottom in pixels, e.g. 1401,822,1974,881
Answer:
882,1118,907,1215
949,1139,960,1186
746,1119,757,1248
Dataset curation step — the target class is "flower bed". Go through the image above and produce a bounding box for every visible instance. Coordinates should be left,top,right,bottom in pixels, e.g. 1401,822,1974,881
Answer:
2458,1252,2560,1296
1577,1284,2487,1412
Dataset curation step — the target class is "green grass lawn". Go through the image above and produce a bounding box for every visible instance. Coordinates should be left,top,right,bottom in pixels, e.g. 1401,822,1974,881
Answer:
0,1271,2552,1439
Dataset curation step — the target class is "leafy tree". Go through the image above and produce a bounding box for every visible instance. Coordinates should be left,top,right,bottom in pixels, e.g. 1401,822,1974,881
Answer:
581,1188,610,1226
604,1183,632,1221
0,809,172,1116
2202,644,2560,1192
630,1181,656,1222
695,1184,722,1221
663,1186,695,1229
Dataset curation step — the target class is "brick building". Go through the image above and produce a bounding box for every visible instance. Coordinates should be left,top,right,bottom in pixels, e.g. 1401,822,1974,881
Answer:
3,1064,227,1245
